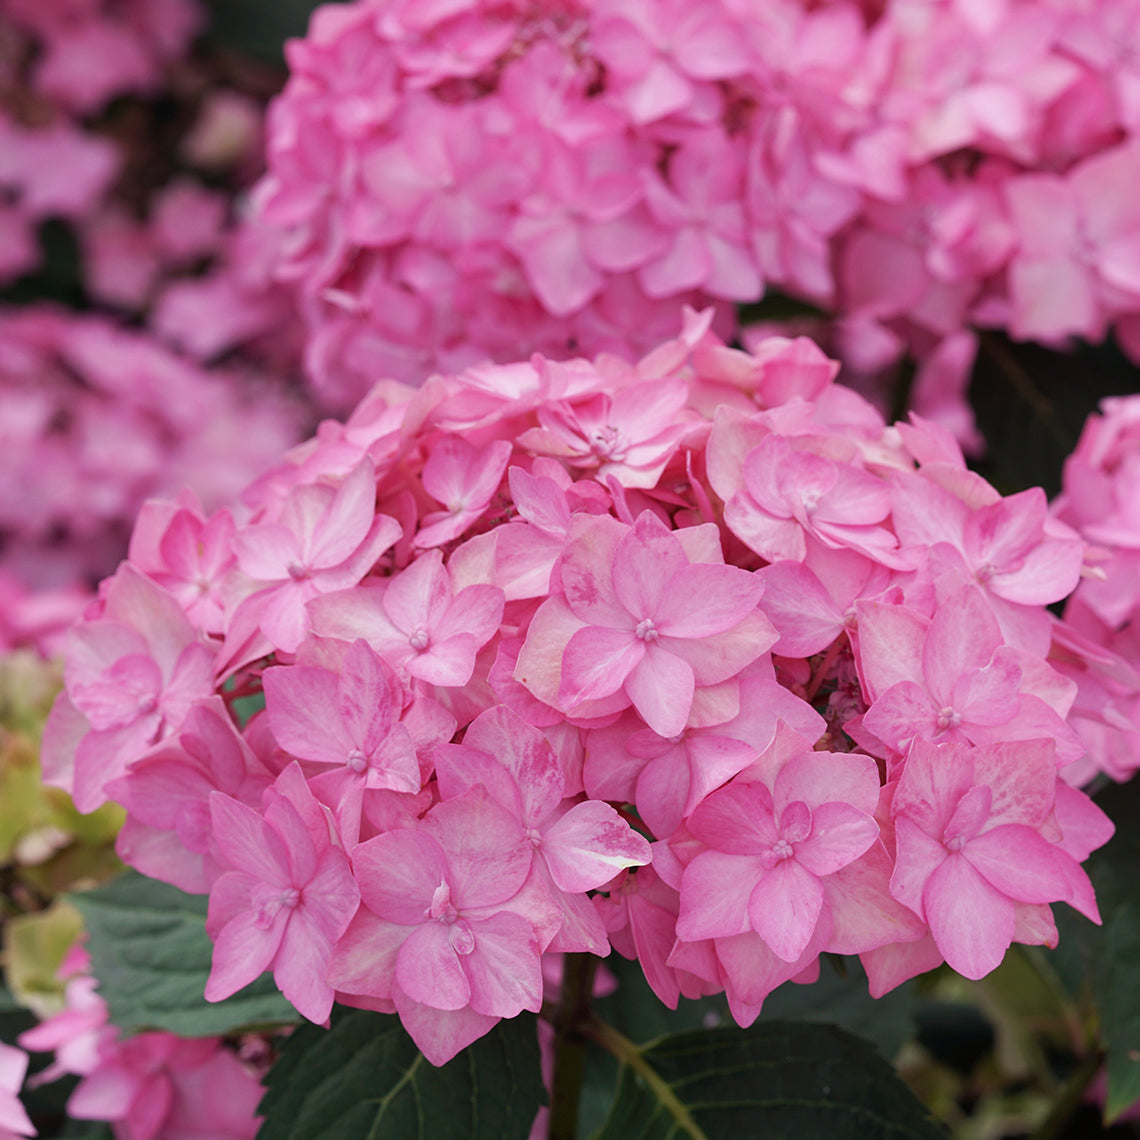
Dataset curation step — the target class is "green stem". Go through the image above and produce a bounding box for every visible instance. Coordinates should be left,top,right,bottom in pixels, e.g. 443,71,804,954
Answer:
546,953,599,1140
584,1016,708,1140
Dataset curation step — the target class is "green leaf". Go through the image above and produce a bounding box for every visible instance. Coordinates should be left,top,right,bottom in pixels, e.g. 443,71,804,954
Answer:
1096,906,1140,1122
1071,776,1140,1119
256,1006,545,1140
590,1019,946,1140
199,0,331,63
757,958,918,1060
68,870,297,1038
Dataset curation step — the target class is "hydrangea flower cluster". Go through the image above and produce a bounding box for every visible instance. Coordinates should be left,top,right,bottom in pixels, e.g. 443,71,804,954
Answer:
0,0,301,366
1,0,203,113
43,314,1118,1064
0,306,304,654
257,0,1140,433
0,0,202,284
1052,394,1140,784
15,941,263,1140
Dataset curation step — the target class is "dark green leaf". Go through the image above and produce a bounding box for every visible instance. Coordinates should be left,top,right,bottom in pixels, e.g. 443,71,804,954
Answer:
1095,906,1140,1121
591,1020,946,1140
757,958,918,1060
200,0,334,63
1051,775,1140,1120
256,1006,545,1140
68,871,297,1038
55,1120,115,1139
580,955,728,1139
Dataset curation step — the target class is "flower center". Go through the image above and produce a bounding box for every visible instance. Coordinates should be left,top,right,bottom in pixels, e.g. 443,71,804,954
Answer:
408,628,430,651
253,886,300,929
635,617,658,642
936,706,962,731
427,881,458,925
592,424,627,461
346,748,369,774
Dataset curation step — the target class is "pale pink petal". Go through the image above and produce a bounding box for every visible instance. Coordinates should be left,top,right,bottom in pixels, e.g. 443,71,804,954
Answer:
541,800,651,892
925,853,1016,980
464,911,543,1018
559,625,643,707
396,922,470,1011
964,825,1070,903
624,644,694,738
748,859,825,963
677,850,758,940
794,803,879,877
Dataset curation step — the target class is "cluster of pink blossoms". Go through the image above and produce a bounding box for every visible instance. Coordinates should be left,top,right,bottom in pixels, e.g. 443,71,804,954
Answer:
1052,394,1140,783
257,0,1140,439
13,941,263,1140
0,306,304,655
42,314,1122,1064
0,0,203,283
0,0,302,371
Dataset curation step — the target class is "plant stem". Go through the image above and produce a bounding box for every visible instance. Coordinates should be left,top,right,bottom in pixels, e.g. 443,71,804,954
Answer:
547,953,599,1140
584,1016,707,1140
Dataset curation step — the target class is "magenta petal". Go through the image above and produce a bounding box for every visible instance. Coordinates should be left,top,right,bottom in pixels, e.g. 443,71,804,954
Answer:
338,639,399,752
925,853,1015,980
264,665,349,765
688,782,777,854
922,588,1002,701
411,633,479,687
67,1065,149,1124
635,750,691,839
326,908,406,1000
558,516,633,628
434,741,525,818
396,922,470,1011
384,550,451,634
889,816,947,920
624,644,694,738
209,793,291,886
436,584,505,646
463,706,562,824
424,788,531,910
748,859,825,963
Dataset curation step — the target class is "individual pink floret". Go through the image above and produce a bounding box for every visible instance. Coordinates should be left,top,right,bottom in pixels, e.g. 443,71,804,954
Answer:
205,764,360,1024
518,510,774,736
677,742,881,963
330,786,548,1064
889,738,1102,980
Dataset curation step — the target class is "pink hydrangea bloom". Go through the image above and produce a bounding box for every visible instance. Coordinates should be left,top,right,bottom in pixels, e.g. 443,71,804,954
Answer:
52,315,1112,1064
